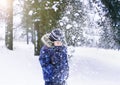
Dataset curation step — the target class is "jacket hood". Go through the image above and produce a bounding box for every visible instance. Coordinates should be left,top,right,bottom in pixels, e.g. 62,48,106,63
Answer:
41,33,53,47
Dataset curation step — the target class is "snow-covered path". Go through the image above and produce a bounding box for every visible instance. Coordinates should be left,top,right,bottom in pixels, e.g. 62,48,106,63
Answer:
0,41,120,85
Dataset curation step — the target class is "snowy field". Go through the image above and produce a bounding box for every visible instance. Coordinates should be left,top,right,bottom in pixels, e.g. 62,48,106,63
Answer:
0,40,120,85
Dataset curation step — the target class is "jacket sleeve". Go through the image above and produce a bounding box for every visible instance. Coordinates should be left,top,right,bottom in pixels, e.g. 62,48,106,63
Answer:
39,46,54,74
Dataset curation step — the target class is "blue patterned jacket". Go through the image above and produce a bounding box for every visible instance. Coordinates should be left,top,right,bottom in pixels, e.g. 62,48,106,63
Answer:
39,45,69,83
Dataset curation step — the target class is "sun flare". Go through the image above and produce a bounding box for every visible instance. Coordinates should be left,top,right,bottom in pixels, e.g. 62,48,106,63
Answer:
0,0,7,9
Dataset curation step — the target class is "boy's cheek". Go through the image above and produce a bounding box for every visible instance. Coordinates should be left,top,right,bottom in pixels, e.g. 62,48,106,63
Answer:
54,41,62,46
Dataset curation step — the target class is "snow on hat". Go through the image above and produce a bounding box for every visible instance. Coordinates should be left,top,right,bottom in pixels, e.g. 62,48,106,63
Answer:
49,29,63,41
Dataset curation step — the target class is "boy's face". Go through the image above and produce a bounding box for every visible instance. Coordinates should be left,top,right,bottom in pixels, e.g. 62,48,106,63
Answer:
54,41,62,46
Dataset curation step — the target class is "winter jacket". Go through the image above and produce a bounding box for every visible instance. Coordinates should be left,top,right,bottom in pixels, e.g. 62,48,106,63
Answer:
39,45,69,83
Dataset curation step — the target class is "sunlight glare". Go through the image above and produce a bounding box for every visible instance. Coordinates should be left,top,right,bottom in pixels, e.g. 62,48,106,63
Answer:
0,0,7,9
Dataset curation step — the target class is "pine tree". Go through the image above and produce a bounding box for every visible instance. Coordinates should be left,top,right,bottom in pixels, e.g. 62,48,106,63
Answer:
22,0,66,55
101,0,120,49
31,0,66,55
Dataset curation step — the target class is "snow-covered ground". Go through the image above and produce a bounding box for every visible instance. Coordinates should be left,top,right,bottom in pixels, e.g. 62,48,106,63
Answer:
0,40,120,85
68,47,120,85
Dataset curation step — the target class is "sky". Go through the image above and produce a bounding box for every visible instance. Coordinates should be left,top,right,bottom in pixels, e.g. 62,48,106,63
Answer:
0,40,120,85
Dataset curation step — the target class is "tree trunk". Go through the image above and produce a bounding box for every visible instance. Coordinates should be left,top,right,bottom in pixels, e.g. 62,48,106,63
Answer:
31,26,35,44
34,21,42,56
5,0,13,50
26,27,29,44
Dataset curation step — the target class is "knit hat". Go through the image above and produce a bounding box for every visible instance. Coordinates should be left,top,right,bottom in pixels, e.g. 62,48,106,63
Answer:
41,29,64,47
49,29,63,41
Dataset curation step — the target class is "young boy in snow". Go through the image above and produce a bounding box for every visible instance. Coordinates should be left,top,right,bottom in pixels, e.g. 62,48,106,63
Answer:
39,29,69,85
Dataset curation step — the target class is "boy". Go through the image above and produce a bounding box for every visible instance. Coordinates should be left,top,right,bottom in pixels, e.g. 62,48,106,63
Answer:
39,29,69,85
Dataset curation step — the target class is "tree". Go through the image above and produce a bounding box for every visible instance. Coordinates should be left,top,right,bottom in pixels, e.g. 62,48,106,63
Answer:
5,0,13,50
101,0,120,49
33,21,41,55
31,0,66,55
22,0,33,44
21,0,66,55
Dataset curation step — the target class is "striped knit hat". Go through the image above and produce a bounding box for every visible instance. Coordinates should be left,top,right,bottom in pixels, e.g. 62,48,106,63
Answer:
49,29,63,41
